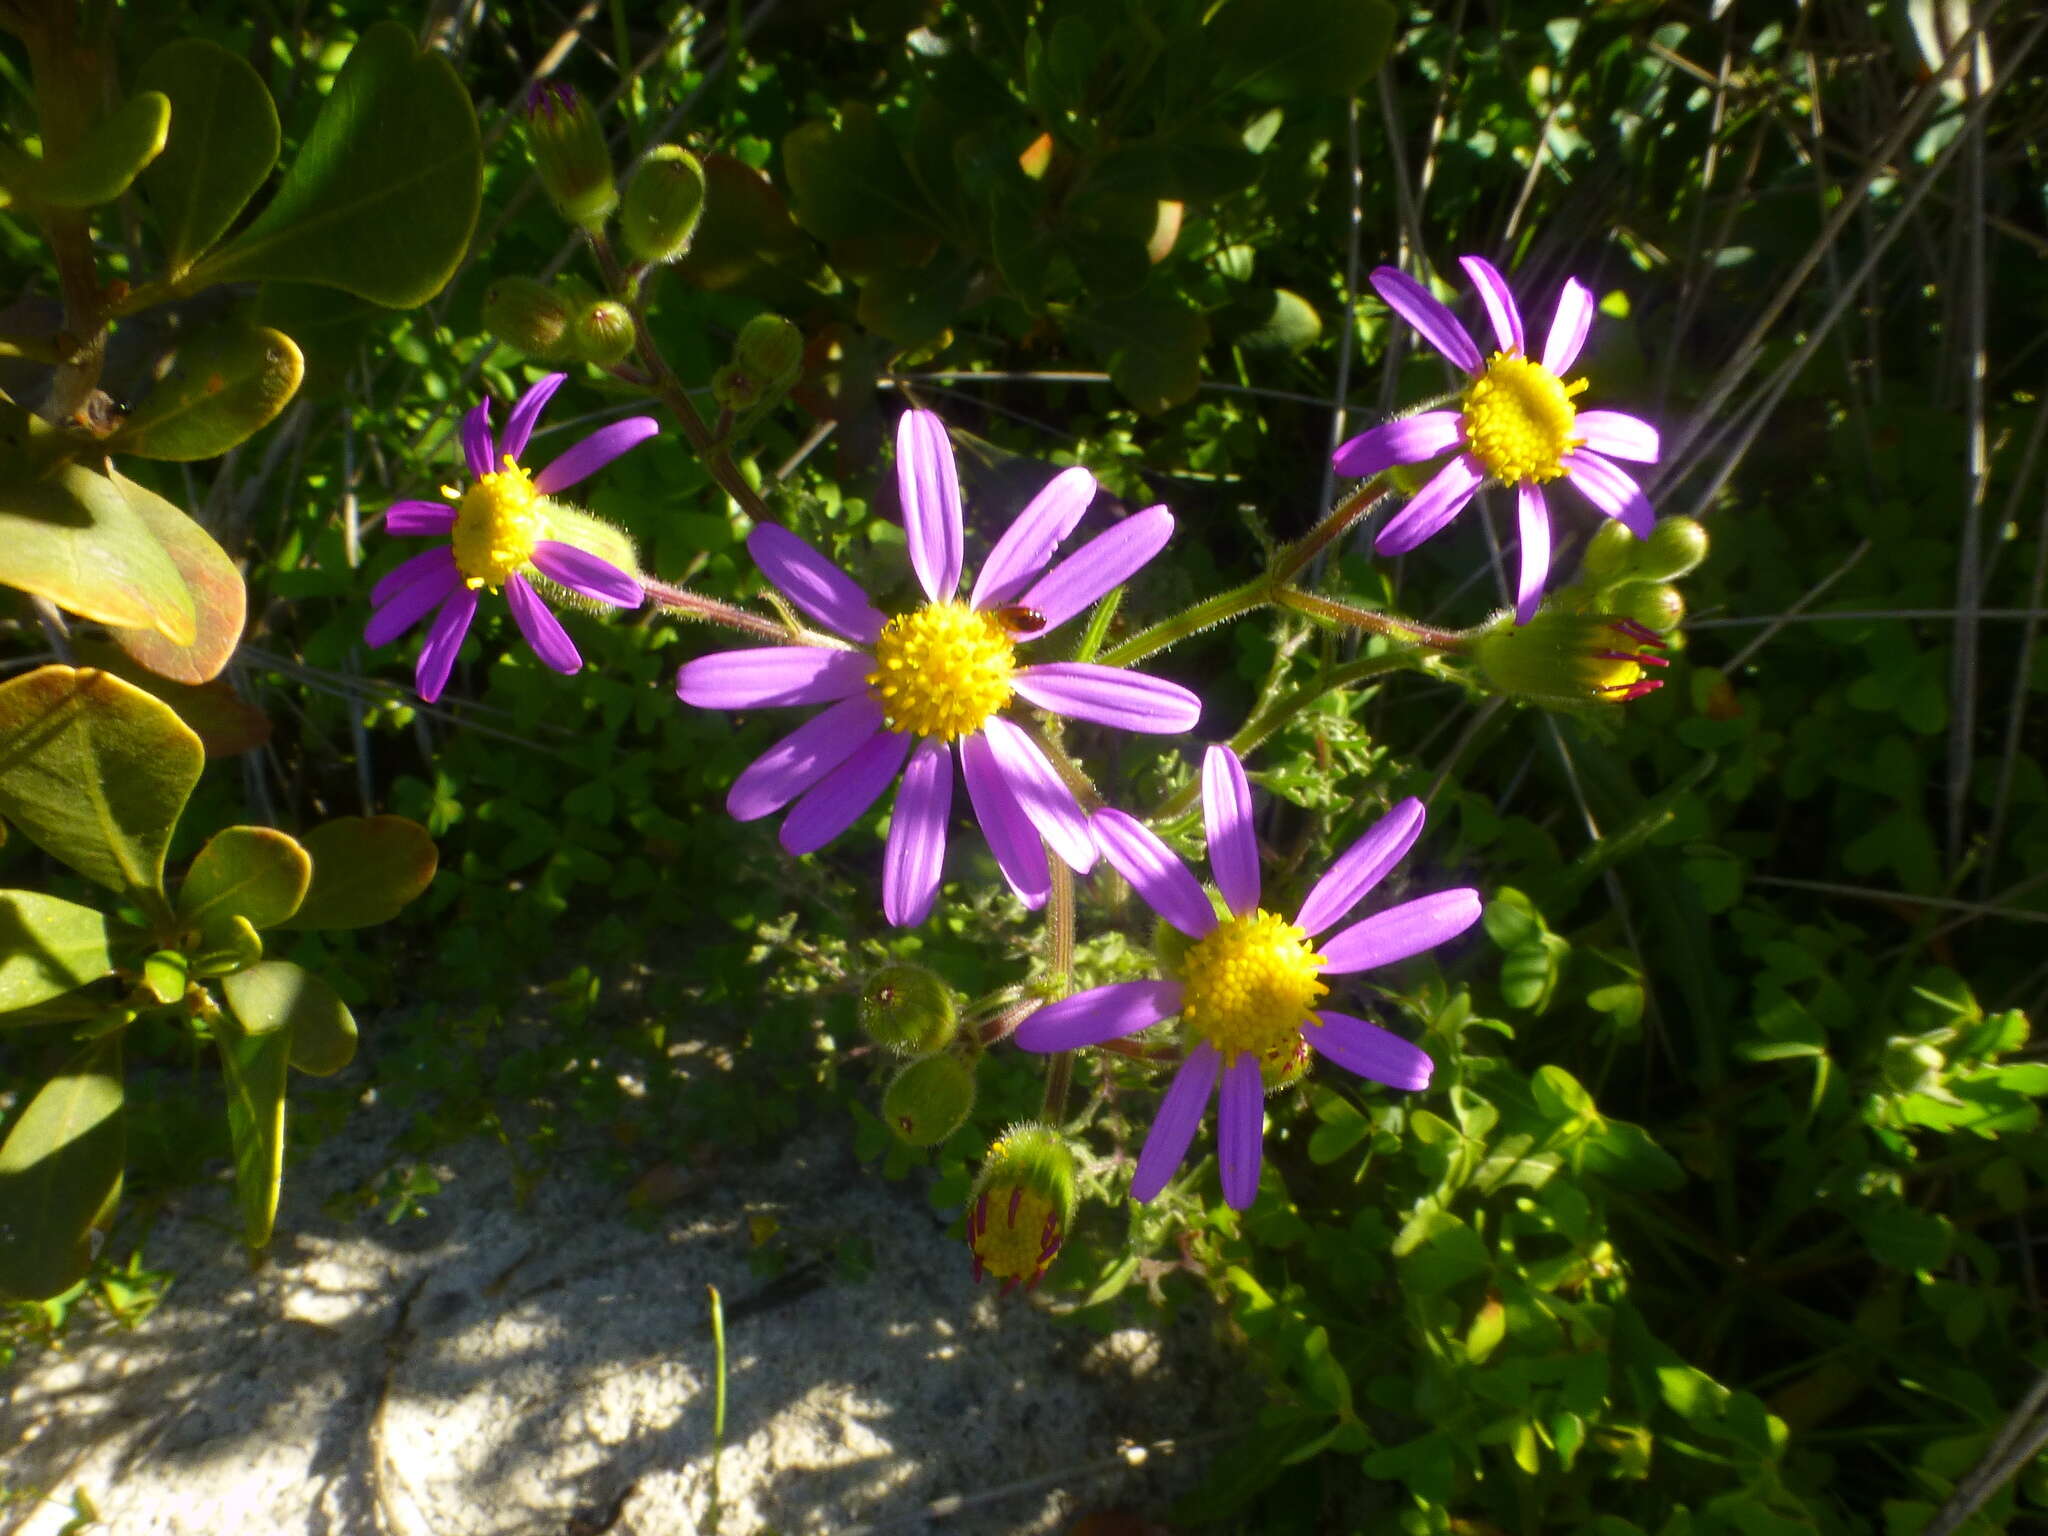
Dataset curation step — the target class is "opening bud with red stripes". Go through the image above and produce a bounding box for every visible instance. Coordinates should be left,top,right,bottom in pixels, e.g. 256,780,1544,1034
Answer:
966,1123,1078,1294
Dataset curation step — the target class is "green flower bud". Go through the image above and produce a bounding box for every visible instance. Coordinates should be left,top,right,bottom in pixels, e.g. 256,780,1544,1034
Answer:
1635,517,1709,582
620,145,707,266
523,82,617,230
859,963,958,1054
709,362,758,413
482,276,577,363
1580,517,1641,583
734,314,804,388
967,1122,1078,1291
1473,609,1670,706
572,299,636,366
882,1052,976,1147
1258,1032,1312,1094
1613,581,1685,635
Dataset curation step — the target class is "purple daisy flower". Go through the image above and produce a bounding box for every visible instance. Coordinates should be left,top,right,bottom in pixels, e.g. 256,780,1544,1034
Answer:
675,408,1201,928
1333,256,1662,625
366,372,658,702
1014,746,1480,1211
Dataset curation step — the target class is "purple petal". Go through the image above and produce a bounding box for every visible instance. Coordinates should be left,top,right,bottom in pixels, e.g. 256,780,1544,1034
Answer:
1217,1051,1266,1211
384,500,458,537
365,557,462,648
1091,810,1216,939
504,572,582,675
415,586,477,704
1514,483,1551,626
500,372,567,464
748,524,886,644
1370,266,1483,376
532,417,660,494
896,409,963,603
1541,278,1595,375
1293,797,1426,937
1013,980,1183,1053
461,397,495,480
1303,1011,1434,1091
1331,412,1465,480
1318,888,1484,975
1130,1043,1219,1203
1011,663,1200,735
1015,505,1175,637
883,738,953,927
675,646,873,709
970,465,1098,610
1576,410,1660,464
960,731,1052,909
530,540,643,608
779,728,912,855
1202,746,1260,919
1562,449,1654,539
371,544,460,608
1374,456,1485,555
1458,255,1524,355
728,696,888,822
980,716,1095,873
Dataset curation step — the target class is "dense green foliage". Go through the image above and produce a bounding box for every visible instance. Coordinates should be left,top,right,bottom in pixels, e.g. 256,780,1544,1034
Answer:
5,2,2048,1532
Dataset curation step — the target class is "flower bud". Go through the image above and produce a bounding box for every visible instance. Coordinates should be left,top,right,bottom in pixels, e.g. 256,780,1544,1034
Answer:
482,276,577,363
709,363,758,413
1579,517,1640,583
523,82,617,230
572,299,636,366
1259,1031,1312,1094
733,314,803,389
1474,609,1670,706
620,145,707,266
882,1052,976,1146
967,1122,1078,1292
1635,517,1709,582
1613,581,1685,635
859,963,957,1054
530,500,647,602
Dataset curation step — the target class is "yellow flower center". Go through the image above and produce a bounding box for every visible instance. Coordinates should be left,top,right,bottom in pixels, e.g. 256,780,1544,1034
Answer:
450,457,543,591
867,601,1016,740
1180,910,1328,1062
970,1184,1060,1282
1461,352,1588,485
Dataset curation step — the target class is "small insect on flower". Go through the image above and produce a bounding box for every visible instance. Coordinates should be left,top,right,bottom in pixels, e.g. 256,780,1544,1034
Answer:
676,408,1202,927
365,373,657,702
1015,747,1481,1212
1334,256,1663,625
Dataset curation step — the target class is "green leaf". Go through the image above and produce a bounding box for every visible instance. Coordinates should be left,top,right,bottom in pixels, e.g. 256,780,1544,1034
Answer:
224,959,358,1075
1209,0,1397,101
1219,287,1322,353
137,39,281,273
189,913,262,979
0,891,116,1012
139,948,189,1005
178,826,312,940
0,93,169,208
672,152,819,301
286,815,437,930
0,1037,124,1301
782,104,937,258
0,667,203,919
0,405,196,644
1856,1202,1954,1272
101,472,248,685
215,1015,289,1251
185,22,480,307
1531,1064,1597,1125
72,639,270,754
1579,1119,1685,1191
107,325,304,462
1072,286,1209,414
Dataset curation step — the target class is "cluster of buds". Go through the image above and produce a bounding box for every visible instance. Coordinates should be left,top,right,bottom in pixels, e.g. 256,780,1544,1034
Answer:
482,276,634,367
861,963,976,1147
966,1123,1078,1293
712,314,805,426
522,83,706,260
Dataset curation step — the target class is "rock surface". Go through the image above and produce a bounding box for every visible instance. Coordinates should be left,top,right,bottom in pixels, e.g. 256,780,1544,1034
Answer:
3,1110,1226,1535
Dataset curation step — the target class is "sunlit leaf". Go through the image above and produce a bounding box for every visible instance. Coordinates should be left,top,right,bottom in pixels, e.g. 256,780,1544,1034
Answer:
0,92,169,208
0,890,116,1012
0,1037,124,1301
214,1013,288,1252
178,826,312,939
100,472,247,684
285,816,438,930
137,38,281,273
224,958,358,1076
107,326,303,463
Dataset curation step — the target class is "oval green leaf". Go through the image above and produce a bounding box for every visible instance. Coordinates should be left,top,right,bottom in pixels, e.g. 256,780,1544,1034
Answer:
190,913,263,979
214,1012,288,1252
0,666,203,920
138,38,281,274
185,23,480,308
108,326,303,463
101,471,248,685
179,826,311,939
73,640,271,755
286,815,438,930
224,959,360,1077
1,92,171,209
0,1037,124,1301
0,404,196,644
0,890,116,1011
